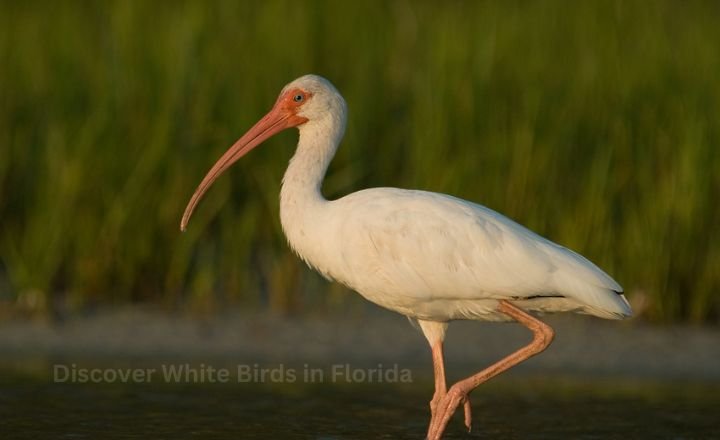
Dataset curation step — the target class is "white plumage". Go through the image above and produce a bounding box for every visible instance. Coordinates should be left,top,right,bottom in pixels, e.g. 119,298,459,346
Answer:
274,75,630,323
323,188,627,320
181,74,632,439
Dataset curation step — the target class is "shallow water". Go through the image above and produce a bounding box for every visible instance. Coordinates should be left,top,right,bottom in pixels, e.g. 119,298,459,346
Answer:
1,368,718,439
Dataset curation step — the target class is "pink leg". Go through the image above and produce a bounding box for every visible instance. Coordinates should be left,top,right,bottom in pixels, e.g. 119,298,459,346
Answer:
429,341,447,416
427,342,472,437
426,342,446,434
426,300,555,440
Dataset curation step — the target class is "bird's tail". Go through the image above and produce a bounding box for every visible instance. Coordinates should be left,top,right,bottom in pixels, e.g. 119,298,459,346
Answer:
555,271,633,319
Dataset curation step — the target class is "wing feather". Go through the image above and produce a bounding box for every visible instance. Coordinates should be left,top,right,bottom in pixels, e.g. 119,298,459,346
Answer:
332,188,630,318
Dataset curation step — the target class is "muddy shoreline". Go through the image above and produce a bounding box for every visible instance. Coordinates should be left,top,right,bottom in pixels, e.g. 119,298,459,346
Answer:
1,307,718,382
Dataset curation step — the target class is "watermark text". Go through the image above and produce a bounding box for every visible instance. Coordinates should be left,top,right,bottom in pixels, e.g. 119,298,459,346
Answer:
52,363,413,384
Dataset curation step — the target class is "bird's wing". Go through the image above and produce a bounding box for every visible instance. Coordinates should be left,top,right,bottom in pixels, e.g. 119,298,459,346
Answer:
335,189,554,300
333,188,629,317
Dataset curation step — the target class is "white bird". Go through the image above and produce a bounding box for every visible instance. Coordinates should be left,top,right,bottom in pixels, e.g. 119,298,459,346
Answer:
181,74,632,439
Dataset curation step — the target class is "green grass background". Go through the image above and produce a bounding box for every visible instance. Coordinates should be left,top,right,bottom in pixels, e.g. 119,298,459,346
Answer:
0,1,718,322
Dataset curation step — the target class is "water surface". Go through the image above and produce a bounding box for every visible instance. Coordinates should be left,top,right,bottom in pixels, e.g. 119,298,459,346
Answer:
1,367,717,439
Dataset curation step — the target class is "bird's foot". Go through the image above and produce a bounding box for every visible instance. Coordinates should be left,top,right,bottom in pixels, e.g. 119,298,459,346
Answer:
426,384,472,440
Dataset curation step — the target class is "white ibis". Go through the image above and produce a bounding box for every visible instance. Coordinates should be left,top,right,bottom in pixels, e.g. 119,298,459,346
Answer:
181,75,632,439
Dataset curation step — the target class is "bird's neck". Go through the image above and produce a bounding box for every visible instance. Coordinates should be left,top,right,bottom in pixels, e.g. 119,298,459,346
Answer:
280,115,344,229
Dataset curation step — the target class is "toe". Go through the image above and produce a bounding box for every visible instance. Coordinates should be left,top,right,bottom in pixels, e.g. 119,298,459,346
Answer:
463,397,472,432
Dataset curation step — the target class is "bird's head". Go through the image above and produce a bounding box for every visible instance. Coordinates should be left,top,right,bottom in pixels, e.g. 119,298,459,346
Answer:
180,74,344,231
280,74,346,124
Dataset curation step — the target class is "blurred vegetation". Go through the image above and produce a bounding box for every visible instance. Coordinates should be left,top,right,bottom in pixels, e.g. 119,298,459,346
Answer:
0,0,718,322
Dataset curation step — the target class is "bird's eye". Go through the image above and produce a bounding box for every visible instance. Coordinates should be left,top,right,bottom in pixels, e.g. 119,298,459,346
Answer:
293,94,304,102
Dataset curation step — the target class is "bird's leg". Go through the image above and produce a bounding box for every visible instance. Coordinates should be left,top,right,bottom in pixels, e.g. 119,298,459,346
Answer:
427,341,448,432
427,300,555,440
427,341,473,437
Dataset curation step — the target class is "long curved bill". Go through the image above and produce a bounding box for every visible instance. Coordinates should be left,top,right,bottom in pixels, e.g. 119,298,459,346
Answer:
180,105,302,231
